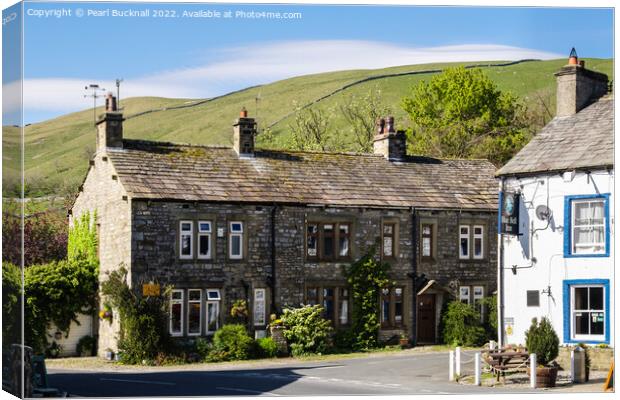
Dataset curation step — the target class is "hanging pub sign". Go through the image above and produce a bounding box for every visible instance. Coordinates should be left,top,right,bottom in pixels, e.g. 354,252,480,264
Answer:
500,191,520,235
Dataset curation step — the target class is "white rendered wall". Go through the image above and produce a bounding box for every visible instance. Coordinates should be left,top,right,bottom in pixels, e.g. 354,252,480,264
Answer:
501,169,614,347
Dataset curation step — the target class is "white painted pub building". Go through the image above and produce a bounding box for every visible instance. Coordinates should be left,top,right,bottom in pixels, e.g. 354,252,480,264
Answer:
496,52,614,347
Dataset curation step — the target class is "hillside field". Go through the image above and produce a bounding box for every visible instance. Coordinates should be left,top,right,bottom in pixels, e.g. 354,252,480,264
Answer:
2,58,613,197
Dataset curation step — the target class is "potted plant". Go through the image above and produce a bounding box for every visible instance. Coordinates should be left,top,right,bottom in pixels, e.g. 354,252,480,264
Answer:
230,299,249,324
525,317,560,388
76,335,96,357
46,342,63,358
399,333,410,348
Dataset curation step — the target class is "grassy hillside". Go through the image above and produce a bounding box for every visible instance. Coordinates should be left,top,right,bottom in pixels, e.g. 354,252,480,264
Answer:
3,58,613,197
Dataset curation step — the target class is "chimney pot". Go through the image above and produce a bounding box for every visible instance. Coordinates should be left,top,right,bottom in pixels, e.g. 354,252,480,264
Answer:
386,116,395,133
105,93,117,112
376,118,386,134
568,47,579,65
579,60,585,68
233,109,256,156
240,107,248,118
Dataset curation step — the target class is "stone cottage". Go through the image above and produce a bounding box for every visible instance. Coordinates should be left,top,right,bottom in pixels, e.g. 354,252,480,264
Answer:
71,97,498,356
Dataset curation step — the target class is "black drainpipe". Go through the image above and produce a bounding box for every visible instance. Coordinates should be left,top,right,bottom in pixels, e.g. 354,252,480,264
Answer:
270,205,278,315
410,207,418,347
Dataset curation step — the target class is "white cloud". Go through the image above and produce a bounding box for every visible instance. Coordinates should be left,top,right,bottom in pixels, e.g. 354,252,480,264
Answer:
20,41,563,121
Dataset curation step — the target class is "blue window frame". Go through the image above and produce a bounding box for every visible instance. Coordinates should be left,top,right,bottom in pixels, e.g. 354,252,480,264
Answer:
563,279,610,344
563,193,610,258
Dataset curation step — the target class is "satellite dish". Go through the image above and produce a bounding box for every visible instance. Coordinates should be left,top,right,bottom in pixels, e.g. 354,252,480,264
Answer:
535,205,552,221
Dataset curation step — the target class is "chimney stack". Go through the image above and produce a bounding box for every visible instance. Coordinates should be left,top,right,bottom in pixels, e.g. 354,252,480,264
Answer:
554,48,609,117
233,107,256,156
373,116,407,161
96,93,124,152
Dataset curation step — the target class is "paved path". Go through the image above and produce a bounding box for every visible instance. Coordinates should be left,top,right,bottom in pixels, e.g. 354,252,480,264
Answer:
48,350,544,397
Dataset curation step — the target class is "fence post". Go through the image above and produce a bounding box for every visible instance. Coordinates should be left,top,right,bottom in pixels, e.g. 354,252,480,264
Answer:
449,350,455,381
474,352,481,386
570,348,575,383
455,347,461,377
530,353,537,389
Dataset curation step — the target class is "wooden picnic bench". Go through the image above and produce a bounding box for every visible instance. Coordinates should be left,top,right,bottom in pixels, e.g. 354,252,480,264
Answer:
485,349,530,382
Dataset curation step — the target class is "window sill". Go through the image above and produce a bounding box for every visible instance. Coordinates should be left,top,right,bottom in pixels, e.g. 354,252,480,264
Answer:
564,253,609,258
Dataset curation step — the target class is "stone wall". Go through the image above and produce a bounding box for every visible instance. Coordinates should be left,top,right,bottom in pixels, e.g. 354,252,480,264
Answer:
71,152,131,356
556,346,614,371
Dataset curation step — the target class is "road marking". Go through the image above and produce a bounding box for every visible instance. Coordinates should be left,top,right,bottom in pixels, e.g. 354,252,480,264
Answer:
99,378,176,386
215,387,280,396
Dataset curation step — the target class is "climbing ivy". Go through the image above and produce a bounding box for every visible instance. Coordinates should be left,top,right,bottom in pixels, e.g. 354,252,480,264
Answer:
345,249,391,350
67,211,98,265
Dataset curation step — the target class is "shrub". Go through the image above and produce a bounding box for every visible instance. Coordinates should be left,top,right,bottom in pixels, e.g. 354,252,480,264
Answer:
345,250,390,350
195,337,212,359
2,262,22,348
100,266,172,364
76,335,96,356
24,258,99,353
208,324,254,361
441,301,487,347
332,328,356,352
256,337,278,358
525,317,559,366
280,305,332,356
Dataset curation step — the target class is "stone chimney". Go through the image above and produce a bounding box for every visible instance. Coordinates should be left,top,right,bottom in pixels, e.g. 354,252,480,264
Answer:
233,107,257,156
554,48,609,117
373,116,407,161
96,93,124,152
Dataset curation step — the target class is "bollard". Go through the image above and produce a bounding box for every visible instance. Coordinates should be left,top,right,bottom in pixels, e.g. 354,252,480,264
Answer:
530,353,537,388
455,347,461,377
474,352,481,386
449,350,455,381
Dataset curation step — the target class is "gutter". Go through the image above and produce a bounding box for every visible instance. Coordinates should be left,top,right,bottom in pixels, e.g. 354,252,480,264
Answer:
410,207,418,346
498,179,505,347
270,204,278,314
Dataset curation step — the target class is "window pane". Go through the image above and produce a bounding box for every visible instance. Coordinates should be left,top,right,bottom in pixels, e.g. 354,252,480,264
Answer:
589,287,604,310
573,203,590,226
307,288,318,305
199,235,210,256
339,236,349,257
207,290,221,300
324,224,333,231
231,222,243,232
382,300,390,323
460,226,469,235
324,236,334,258
422,237,431,257
460,238,469,257
172,291,183,300
307,225,318,257
422,225,431,235
181,222,192,231
188,302,201,334
474,226,483,235
171,303,182,333
383,236,393,257
474,238,482,257
207,303,219,332
339,299,348,325
591,313,604,335
231,235,241,256
575,312,589,335
591,202,605,224
574,287,588,310
384,224,393,235
181,234,192,256
189,290,201,301
323,288,334,321
394,301,403,324
199,222,211,232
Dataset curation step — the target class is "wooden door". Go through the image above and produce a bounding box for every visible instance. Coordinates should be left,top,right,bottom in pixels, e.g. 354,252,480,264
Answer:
417,294,436,343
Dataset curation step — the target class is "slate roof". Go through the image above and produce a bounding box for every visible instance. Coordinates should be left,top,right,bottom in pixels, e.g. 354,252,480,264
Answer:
497,96,614,176
106,140,498,210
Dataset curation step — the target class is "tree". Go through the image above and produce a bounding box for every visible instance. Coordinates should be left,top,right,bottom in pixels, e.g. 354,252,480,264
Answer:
340,87,392,152
288,103,344,152
401,67,532,166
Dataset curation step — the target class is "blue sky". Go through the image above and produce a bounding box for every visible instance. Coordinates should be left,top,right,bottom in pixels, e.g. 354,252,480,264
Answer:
2,1,614,123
